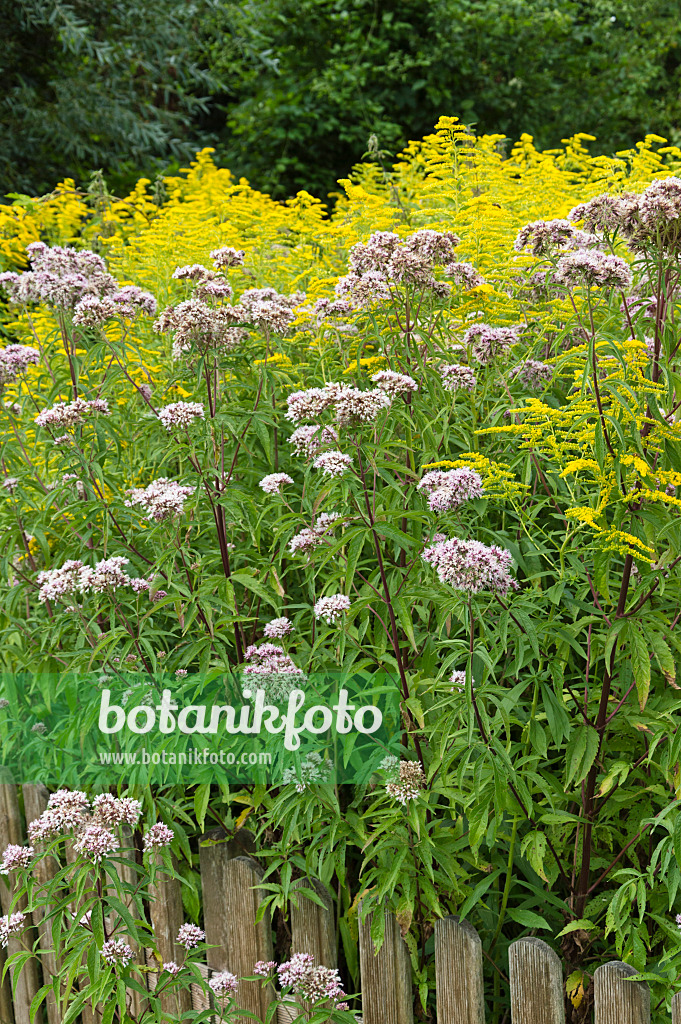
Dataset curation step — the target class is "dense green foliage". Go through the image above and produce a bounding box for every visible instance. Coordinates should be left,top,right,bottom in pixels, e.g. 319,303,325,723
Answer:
3,0,681,200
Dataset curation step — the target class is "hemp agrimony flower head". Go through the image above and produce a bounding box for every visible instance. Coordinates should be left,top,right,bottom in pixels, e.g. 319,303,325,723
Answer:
73,823,119,863
371,369,418,397
445,261,485,289
92,794,142,827
514,219,582,256
0,344,40,386
125,478,195,521
157,402,204,431
0,242,117,310
282,751,334,792
384,760,427,806
162,962,182,976
314,594,351,625
555,251,632,290
35,397,110,430
0,911,26,949
422,536,518,595
143,823,174,850
154,299,243,358
313,451,354,478
210,247,245,269
510,359,554,390
209,971,239,997
101,939,134,967
73,288,157,327
417,467,484,512
242,643,306,702
463,323,519,365
288,423,338,459
0,844,34,874
263,616,293,639
259,473,294,495
450,670,467,691
176,923,205,949
440,363,477,393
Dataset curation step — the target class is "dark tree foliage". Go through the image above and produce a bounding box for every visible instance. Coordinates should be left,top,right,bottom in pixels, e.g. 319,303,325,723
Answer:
2,0,681,202
212,0,681,198
0,0,226,197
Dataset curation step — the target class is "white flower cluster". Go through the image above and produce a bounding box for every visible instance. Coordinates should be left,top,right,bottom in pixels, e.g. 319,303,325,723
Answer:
125,478,195,521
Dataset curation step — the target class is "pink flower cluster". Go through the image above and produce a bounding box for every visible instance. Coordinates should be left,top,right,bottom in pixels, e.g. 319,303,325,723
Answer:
286,381,391,427
463,323,519,365
239,287,305,333
445,261,485,289
422,536,518,595
370,369,418,397
0,344,40,385
288,513,340,556
176,923,205,949
35,397,109,430
288,423,339,458
157,402,204,430
276,953,347,1007
0,844,34,874
263,616,293,639
73,823,119,862
313,451,353,477
0,911,26,949
513,219,598,256
210,247,245,269
143,823,174,850
208,971,239,997
101,939,134,967
242,642,305,701
92,794,142,827
0,242,117,310
510,359,554,390
555,251,632,290
154,298,244,358
440,363,477,393
382,758,427,805
314,594,351,624
259,473,294,494
337,229,460,303
125,478,195,521
570,178,681,252
36,556,144,603
418,467,484,512
73,287,156,326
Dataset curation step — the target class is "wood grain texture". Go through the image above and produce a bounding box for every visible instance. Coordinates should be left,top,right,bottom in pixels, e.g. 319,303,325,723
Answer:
198,828,255,971
509,937,565,1024
216,856,275,1023
434,916,484,1024
358,905,413,1024
0,785,42,1024
148,854,191,1013
594,961,650,1024
290,878,336,967
672,991,681,1024
21,785,59,1024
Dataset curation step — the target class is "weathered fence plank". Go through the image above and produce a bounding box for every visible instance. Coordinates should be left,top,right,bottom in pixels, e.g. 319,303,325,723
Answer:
672,991,681,1024
0,946,15,1024
214,856,275,1023
290,878,336,967
22,785,59,1024
434,916,484,1024
509,937,564,1024
148,853,191,1013
358,905,413,1024
64,838,98,1024
594,961,650,1024
0,785,42,1024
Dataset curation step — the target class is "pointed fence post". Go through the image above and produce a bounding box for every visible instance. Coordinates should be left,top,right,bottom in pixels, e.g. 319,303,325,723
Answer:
594,961,650,1024
290,878,336,967
358,904,413,1024
509,938,564,1024
0,785,42,1024
22,785,59,1024
434,916,485,1024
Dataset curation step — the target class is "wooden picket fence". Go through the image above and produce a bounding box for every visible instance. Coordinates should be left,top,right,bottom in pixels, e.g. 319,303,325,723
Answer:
1,783,680,1024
